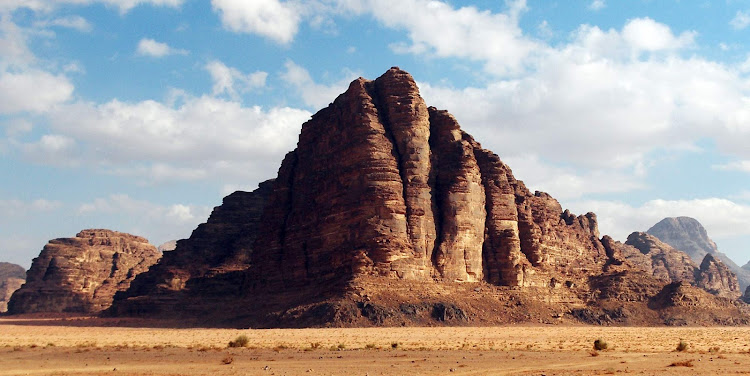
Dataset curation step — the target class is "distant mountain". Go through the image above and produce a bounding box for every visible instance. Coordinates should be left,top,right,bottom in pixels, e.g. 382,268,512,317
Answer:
0,262,26,312
647,217,750,290
157,240,177,253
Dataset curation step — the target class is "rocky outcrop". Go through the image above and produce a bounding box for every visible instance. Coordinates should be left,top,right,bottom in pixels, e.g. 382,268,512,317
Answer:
623,232,741,299
7,230,160,314
110,68,749,327
623,232,696,283
696,254,741,299
647,217,750,290
0,262,26,312
157,240,177,253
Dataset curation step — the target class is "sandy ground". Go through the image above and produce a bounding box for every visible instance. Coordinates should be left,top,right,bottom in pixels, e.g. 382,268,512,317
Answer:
1,317,750,375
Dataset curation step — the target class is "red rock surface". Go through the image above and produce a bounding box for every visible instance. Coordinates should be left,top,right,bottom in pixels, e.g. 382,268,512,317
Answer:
7,230,159,314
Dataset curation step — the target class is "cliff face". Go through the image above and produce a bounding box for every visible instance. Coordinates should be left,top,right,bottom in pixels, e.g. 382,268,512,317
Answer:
110,68,749,327
646,217,750,290
7,230,160,314
110,181,274,316
0,262,26,312
250,68,606,290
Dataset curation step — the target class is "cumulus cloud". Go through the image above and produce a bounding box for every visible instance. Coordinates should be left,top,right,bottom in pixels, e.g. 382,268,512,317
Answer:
280,60,358,109
205,60,267,100
730,11,750,30
0,69,73,113
10,94,311,183
136,38,188,57
211,0,301,44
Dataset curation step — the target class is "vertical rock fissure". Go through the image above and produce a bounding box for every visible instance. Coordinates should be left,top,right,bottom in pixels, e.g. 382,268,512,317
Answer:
427,123,444,276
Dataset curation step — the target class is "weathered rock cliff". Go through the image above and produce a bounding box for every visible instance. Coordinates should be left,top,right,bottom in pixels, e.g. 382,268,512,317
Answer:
0,262,26,312
110,68,749,327
647,217,750,290
623,232,741,299
7,230,159,314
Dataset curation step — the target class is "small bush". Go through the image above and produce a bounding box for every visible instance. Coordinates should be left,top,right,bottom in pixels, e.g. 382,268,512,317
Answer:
221,355,234,365
310,342,321,350
391,342,399,349
337,343,346,350
273,344,288,352
708,346,720,354
365,343,377,350
676,340,689,352
593,339,608,351
228,335,249,348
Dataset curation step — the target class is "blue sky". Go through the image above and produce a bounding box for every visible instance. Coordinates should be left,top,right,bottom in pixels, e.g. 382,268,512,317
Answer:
2,0,750,268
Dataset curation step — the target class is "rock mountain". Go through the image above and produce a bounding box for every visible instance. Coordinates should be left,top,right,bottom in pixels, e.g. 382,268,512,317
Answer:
0,262,26,312
7,230,160,314
108,68,749,327
647,217,750,290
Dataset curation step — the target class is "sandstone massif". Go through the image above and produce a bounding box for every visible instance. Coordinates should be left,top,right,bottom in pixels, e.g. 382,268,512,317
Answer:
7,230,160,314
647,217,750,290
0,262,26,313
109,68,749,327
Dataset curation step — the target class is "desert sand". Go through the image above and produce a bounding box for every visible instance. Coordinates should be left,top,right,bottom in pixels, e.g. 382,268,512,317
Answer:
1,317,749,375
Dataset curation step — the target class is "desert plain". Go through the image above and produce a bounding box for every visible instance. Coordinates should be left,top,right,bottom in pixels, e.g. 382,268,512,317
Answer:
1,317,750,375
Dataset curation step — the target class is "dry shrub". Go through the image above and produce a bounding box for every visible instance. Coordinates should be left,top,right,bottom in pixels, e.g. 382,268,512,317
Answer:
228,335,249,348
221,355,234,365
668,360,694,367
676,340,689,352
593,339,608,351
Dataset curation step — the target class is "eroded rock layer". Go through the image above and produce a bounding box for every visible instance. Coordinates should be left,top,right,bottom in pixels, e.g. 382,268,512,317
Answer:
7,230,159,314
0,262,26,312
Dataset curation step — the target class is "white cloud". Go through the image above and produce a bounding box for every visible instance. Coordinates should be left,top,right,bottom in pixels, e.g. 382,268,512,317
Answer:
0,69,73,113
0,198,62,215
0,0,183,14
589,0,605,11
34,15,93,32
280,60,358,109
14,94,311,183
76,194,212,245
567,198,750,243
730,10,750,30
621,18,695,53
713,160,750,173
136,38,188,57
211,0,301,44
205,60,267,100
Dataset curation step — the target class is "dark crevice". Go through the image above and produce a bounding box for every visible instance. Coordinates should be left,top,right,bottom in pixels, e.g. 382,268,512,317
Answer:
473,149,495,284
426,111,444,275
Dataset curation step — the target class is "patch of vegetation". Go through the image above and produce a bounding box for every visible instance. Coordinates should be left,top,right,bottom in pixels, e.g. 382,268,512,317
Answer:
365,343,377,350
676,340,689,352
337,343,346,350
228,335,249,348
273,344,288,352
593,339,608,351
221,355,234,365
391,342,399,349
708,346,720,354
